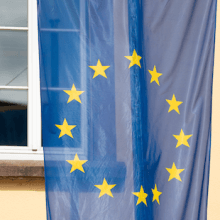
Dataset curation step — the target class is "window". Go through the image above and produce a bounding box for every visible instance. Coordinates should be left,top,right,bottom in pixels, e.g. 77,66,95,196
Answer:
0,0,42,160
39,0,87,160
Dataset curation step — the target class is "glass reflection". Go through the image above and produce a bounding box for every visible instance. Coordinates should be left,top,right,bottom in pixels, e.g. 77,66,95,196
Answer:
0,0,27,27
0,90,27,146
0,30,27,86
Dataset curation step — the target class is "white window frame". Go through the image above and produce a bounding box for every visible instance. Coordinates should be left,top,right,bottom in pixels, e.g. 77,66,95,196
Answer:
0,0,43,161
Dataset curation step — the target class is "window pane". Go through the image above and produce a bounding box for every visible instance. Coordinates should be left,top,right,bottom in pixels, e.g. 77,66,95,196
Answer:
39,0,80,29
0,30,27,86
0,0,27,27
0,90,27,146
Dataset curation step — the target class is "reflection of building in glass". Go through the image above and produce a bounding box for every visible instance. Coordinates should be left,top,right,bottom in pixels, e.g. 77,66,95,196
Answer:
0,0,28,147
0,101,27,146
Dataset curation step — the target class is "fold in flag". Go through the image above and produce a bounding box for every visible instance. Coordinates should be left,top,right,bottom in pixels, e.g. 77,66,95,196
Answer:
38,0,216,219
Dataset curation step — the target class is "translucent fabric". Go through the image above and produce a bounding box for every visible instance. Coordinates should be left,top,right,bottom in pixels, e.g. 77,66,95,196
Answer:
38,0,216,219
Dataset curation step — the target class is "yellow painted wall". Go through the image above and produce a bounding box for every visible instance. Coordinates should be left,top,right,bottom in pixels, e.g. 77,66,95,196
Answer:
208,1,220,219
0,178,46,220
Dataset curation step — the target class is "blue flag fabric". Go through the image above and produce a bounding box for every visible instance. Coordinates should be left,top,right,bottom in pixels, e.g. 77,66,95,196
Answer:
38,0,216,219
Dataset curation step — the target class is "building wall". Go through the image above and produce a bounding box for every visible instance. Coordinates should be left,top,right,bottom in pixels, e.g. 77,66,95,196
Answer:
207,1,220,219
0,177,46,220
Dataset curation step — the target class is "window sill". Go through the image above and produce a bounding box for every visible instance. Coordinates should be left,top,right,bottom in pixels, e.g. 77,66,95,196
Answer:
0,150,44,160
0,160,44,177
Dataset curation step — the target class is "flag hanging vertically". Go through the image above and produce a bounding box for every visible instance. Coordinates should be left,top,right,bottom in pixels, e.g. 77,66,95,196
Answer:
38,0,216,219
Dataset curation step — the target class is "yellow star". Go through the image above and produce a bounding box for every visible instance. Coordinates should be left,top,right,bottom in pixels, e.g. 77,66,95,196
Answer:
151,184,162,205
55,118,76,138
148,65,162,86
66,154,88,173
166,163,184,182
173,129,193,148
89,59,110,79
166,94,183,114
125,49,142,68
95,178,116,198
63,84,84,104
132,185,148,206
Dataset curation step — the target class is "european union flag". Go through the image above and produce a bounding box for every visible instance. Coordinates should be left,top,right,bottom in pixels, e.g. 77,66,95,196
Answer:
38,0,216,219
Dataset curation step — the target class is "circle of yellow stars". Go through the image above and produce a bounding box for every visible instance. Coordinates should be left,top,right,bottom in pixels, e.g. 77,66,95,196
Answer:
53,48,193,207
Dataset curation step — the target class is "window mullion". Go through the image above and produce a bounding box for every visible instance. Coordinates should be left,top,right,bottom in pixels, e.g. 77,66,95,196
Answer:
0,27,28,31
0,86,28,90
28,0,41,151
